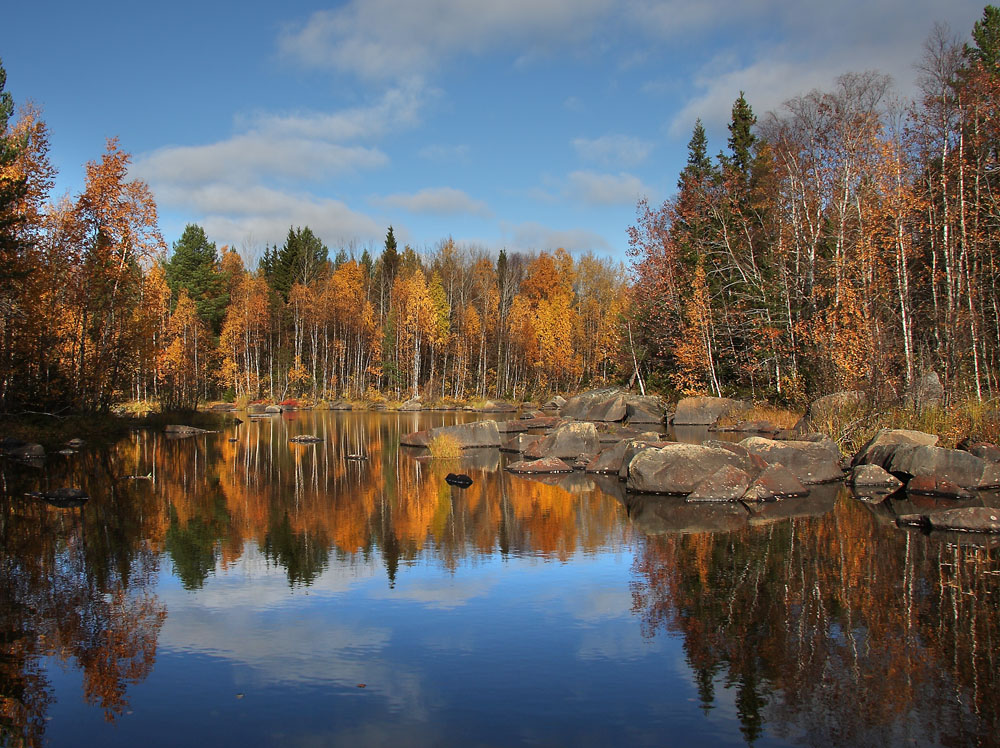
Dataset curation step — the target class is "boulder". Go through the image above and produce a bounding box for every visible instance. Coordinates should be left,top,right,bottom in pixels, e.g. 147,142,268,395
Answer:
500,434,542,453
400,429,432,447
164,425,212,437
617,440,673,480
887,444,1000,489
739,436,844,484
904,371,945,411
27,487,89,508
587,440,640,474
625,397,666,425
905,475,973,499
523,422,600,460
925,507,1000,533
742,464,809,501
428,420,502,449
66,438,85,449
959,440,1000,463
289,435,323,444
445,473,474,488
477,400,517,413
506,457,573,474
852,428,939,468
6,442,45,459
541,395,567,411
264,404,282,413
211,403,236,411
561,388,627,421
398,397,422,411
686,465,752,503
625,443,751,495
496,419,531,434
850,464,902,489
329,401,354,411
672,396,748,426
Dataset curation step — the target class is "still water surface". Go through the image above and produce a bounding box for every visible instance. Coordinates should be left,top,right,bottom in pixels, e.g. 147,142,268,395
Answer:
2,410,999,746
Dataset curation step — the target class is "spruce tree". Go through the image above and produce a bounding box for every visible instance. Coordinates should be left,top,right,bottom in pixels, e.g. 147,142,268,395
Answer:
727,92,757,179
164,224,228,334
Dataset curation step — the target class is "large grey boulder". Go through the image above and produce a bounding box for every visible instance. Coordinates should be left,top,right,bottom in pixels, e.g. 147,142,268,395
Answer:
852,428,939,468
925,507,1000,533
398,397,423,411
850,464,902,489
625,397,666,425
686,465,752,503
264,404,282,413
561,388,627,421
742,464,809,501
887,444,1000,489
739,436,844,484
672,396,748,426
586,438,665,475
429,421,502,449
400,429,432,447
625,443,751,495
524,422,600,460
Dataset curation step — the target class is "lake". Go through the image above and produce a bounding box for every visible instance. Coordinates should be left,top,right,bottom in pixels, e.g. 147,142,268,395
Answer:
2,410,998,747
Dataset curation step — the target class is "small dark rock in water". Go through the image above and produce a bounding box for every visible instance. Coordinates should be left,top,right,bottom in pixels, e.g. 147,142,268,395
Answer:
289,435,323,444
66,438,85,449
233,418,243,425
27,487,89,508
57,449,76,456
446,473,474,488
229,437,239,442
346,453,368,460
122,472,152,480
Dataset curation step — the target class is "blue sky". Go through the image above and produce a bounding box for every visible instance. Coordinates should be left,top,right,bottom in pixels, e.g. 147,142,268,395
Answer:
3,0,987,262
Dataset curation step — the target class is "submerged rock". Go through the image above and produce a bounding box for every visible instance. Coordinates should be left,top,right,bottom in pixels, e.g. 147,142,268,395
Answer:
289,435,323,444
27,487,89,508
164,425,212,437
445,473,474,488
506,457,573,474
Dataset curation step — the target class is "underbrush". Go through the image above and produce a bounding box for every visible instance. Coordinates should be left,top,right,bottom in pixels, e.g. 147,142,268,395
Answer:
428,434,463,459
716,403,802,430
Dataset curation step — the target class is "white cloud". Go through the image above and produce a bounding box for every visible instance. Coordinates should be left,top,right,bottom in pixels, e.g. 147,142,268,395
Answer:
501,221,613,254
572,135,653,168
279,0,615,79
372,187,491,217
150,182,383,249
567,170,653,206
665,0,985,134
137,135,387,186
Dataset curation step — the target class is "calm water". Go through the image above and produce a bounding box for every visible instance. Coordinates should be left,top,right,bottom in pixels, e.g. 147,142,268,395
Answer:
2,411,999,747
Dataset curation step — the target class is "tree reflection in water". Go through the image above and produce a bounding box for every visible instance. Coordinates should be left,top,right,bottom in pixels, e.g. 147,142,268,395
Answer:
629,488,1000,746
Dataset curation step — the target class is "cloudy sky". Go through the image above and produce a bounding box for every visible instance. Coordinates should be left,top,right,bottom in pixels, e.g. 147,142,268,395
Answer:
3,0,986,261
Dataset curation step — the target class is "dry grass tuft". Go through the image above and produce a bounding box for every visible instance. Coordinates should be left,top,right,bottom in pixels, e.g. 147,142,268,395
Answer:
428,434,463,459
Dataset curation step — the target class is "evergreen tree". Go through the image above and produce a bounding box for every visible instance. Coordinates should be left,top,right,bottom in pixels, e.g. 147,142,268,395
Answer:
968,5,1000,69
726,92,757,179
679,118,713,188
164,224,228,334
270,226,328,301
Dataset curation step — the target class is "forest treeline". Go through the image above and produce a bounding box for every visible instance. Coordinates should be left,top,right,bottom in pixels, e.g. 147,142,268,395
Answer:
1,8,999,412
631,8,1000,404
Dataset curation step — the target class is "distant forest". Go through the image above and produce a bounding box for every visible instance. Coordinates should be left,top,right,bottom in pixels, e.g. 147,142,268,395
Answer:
1,7,999,411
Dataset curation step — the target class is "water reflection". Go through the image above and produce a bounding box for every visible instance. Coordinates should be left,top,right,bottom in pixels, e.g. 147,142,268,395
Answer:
630,489,1000,746
2,411,1000,746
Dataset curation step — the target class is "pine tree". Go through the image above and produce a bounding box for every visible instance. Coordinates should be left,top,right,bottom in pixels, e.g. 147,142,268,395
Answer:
164,224,228,334
727,92,757,179
968,5,1000,69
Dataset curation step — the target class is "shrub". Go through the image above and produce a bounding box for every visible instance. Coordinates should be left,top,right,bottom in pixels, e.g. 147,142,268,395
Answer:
428,434,462,459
